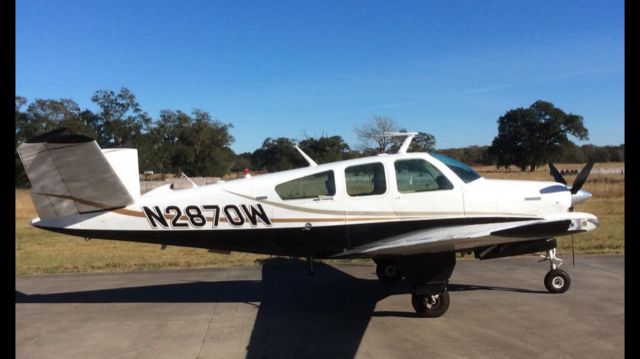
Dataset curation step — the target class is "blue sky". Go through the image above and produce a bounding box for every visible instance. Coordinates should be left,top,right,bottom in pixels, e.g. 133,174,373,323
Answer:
16,0,624,153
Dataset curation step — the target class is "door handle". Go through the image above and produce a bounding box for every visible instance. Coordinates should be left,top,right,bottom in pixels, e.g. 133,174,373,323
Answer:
314,195,334,201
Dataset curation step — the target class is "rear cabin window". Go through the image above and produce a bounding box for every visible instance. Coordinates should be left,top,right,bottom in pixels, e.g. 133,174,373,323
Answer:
275,171,336,200
345,163,387,196
394,159,453,193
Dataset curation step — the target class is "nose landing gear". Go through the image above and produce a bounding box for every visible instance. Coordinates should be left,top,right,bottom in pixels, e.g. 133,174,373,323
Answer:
540,248,571,293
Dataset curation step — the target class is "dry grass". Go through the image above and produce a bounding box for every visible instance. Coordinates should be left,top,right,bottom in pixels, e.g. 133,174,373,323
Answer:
475,162,624,198
15,163,624,273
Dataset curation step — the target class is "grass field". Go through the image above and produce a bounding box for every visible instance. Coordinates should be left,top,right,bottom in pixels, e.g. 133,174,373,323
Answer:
15,162,624,274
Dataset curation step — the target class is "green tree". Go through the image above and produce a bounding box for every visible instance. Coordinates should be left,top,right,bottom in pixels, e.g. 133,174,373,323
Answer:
556,142,586,163
408,131,436,153
15,96,30,187
139,109,234,176
437,146,493,165
298,135,351,164
15,96,29,146
17,98,84,141
187,110,235,176
15,97,102,187
230,152,254,172
91,87,151,146
488,100,589,171
251,137,306,172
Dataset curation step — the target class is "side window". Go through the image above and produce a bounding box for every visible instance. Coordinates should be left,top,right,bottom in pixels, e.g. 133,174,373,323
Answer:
345,163,386,196
394,159,453,193
275,171,335,200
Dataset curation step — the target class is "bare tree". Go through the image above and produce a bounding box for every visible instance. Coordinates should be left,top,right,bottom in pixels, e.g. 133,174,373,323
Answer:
355,116,400,153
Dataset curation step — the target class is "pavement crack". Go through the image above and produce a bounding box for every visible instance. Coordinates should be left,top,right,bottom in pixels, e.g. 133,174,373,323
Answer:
196,302,218,359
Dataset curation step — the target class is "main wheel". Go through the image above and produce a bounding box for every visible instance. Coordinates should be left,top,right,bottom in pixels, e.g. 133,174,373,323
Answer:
411,290,450,318
544,269,571,293
376,262,402,284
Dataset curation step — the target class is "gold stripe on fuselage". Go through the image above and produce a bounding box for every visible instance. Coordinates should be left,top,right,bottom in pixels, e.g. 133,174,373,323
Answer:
36,191,539,225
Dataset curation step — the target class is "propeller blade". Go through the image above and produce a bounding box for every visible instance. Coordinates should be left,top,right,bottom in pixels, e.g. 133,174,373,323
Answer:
548,163,567,185
571,161,595,194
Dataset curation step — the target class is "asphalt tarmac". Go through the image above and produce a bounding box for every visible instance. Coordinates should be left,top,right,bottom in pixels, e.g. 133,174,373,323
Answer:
16,255,624,359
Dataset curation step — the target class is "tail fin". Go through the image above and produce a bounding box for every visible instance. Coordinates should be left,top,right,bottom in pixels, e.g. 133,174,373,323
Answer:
101,146,141,198
17,129,136,220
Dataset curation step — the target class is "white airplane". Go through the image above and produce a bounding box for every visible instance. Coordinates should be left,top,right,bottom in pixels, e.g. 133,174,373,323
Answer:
17,129,598,317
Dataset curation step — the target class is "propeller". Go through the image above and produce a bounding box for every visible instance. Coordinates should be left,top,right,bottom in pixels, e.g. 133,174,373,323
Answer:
548,162,567,185
570,160,594,194
548,161,595,205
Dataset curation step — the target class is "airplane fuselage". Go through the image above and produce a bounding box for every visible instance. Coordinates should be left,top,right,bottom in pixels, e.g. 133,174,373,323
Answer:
33,152,589,258
19,129,599,317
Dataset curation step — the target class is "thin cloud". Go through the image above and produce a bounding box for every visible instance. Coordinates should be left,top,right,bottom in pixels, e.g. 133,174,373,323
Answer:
365,67,618,111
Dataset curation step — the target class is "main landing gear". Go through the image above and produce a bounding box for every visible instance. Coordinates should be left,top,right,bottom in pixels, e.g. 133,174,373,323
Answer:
540,248,571,293
374,260,403,284
375,252,456,318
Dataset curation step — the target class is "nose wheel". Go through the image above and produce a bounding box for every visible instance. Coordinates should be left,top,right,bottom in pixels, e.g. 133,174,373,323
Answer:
544,269,571,293
540,248,571,293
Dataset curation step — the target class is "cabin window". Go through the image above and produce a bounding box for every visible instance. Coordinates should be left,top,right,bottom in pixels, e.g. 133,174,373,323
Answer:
430,153,481,183
345,163,387,196
394,159,453,193
275,171,336,200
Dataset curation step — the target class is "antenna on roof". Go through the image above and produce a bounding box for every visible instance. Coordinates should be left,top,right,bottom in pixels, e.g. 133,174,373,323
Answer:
380,132,419,154
181,172,199,188
295,146,318,167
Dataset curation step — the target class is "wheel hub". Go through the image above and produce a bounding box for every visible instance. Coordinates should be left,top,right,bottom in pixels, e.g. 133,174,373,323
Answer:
424,294,440,309
384,265,398,277
552,276,565,288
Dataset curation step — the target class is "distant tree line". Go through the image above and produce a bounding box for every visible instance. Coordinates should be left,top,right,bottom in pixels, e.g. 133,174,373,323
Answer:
437,143,624,168
15,90,623,187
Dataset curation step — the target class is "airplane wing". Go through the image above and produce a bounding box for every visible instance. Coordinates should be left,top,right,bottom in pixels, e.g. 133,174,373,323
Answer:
333,212,598,258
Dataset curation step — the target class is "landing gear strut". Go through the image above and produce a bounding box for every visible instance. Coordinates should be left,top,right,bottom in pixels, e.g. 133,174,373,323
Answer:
540,248,571,293
396,252,456,318
307,255,315,276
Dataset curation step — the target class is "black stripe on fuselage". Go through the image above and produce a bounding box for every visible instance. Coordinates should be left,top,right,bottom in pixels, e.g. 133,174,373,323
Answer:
36,217,531,259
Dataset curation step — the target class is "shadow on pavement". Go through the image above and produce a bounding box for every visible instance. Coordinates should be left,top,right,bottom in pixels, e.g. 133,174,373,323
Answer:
449,283,549,294
16,259,547,358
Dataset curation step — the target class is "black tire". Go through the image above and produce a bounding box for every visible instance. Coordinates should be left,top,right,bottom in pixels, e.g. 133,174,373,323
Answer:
544,269,571,293
376,262,402,284
411,290,450,318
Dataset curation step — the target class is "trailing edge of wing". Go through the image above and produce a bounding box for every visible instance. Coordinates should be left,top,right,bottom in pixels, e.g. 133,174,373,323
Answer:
333,215,595,258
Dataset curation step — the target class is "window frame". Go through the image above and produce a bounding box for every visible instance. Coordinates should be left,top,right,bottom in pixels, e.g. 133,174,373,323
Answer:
393,158,454,194
274,170,337,201
344,162,388,197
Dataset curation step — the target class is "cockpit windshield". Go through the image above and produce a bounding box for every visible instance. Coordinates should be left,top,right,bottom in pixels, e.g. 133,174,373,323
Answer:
430,153,482,183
